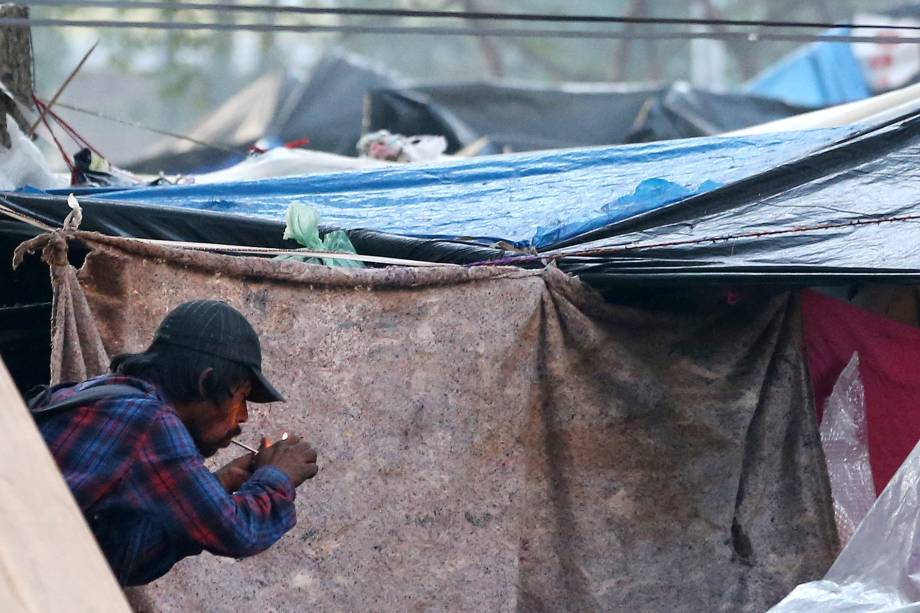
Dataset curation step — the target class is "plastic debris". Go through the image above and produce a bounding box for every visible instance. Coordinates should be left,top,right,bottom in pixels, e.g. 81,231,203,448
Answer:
279,202,363,268
357,130,447,163
819,352,876,547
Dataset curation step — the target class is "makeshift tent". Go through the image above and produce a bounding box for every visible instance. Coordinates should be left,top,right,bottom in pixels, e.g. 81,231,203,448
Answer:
0,355,131,612
366,81,805,154
132,56,805,175
9,89,920,280
13,230,836,612
79,126,856,250
130,51,403,174
6,97,920,611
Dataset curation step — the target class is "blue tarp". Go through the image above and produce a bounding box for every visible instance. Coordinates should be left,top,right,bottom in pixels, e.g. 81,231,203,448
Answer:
81,128,854,248
745,29,871,108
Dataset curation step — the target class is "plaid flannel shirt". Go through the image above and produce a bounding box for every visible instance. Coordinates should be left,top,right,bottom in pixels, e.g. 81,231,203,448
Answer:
36,375,296,586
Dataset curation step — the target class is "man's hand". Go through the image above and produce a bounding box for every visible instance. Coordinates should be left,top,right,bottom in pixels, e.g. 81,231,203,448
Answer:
214,453,254,493
254,434,318,488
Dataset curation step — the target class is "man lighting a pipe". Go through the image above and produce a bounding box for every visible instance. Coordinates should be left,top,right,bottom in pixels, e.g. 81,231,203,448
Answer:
30,300,317,586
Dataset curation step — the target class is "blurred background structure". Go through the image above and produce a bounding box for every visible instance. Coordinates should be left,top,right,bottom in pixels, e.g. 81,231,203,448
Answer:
26,0,919,165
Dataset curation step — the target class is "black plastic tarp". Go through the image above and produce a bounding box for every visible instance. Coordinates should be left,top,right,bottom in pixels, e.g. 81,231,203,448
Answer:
626,85,810,144
366,82,807,154
0,193,508,265
545,107,920,285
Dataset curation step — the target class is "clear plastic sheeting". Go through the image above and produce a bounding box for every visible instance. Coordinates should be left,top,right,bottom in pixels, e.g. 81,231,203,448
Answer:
819,352,876,547
768,437,920,612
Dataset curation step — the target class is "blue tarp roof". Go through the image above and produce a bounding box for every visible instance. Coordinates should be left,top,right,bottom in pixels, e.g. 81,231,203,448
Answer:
745,28,871,107
66,127,854,248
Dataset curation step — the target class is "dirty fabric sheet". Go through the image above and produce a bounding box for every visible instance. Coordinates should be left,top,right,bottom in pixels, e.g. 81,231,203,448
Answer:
35,232,836,612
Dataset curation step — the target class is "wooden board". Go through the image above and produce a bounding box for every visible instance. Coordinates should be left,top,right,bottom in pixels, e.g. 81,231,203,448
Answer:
0,357,130,612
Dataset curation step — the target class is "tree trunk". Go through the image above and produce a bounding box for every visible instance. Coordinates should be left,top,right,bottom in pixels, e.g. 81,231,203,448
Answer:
0,4,33,148
463,0,504,79
699,0,758,81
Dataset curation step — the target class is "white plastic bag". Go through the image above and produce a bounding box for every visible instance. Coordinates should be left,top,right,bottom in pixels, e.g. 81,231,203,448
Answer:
356,130,447,163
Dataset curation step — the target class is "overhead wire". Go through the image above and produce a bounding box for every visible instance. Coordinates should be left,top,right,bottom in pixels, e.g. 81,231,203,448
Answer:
3,17,920,44
20,0,920,32
51,102,248,154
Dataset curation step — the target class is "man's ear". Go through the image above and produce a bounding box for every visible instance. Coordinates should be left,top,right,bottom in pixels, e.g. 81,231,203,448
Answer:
197,367,215,400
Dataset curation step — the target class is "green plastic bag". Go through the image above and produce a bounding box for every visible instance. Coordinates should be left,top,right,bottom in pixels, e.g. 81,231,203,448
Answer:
278,202,364,268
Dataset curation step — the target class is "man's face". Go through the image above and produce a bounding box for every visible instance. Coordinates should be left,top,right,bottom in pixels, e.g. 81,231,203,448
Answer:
189,381,253,457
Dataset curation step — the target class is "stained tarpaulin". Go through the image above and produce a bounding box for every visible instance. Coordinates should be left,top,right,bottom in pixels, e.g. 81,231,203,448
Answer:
28,231,837,611
802,290,920,494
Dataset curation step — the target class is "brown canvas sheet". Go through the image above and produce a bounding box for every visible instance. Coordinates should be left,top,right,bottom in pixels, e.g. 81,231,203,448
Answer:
26,231,836,612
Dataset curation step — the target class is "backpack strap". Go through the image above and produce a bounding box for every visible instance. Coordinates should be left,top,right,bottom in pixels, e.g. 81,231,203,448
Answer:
29,384,152,419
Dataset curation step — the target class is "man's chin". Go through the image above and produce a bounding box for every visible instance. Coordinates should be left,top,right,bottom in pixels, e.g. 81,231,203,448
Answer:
211,434,237,455
197,439,228,458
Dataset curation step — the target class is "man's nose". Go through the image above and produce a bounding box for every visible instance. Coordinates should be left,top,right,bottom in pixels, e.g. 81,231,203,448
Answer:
238,401,249,424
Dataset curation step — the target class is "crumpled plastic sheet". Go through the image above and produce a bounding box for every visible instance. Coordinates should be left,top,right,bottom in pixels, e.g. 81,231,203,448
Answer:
819,352,876,547
769,416,920,611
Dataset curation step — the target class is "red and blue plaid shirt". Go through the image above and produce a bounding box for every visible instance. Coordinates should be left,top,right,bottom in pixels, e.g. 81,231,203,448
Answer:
36,375,296,586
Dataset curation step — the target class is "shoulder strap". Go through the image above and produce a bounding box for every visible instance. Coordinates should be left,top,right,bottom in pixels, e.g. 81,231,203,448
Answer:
30,384,152,419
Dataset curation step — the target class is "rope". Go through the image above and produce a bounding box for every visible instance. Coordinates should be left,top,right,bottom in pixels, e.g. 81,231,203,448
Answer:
0,199,455,267
0,201,56,232
31,95,74,173
22,0,920,32
45,106,100,153
470,213,920,267
130,239,459,267
34,97,104,157
53,102,248,155
0,301,53,313
4,17,920,44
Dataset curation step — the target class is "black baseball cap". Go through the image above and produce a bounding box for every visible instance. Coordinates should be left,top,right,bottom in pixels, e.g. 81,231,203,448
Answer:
153,300,285,403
